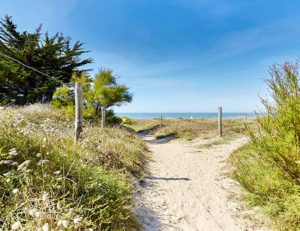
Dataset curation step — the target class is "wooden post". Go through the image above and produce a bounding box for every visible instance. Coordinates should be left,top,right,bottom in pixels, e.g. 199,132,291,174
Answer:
160,115,163,126
74,82,83,143
218,107,223,137
101,106,106,128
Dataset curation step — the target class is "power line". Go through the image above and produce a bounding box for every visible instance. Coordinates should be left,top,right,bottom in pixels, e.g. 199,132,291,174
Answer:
0,52,59,80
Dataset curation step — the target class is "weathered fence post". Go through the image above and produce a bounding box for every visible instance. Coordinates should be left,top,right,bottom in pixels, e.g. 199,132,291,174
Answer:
218,107,223,137
101,106,106,128
160,115,163,126
74,82,83,143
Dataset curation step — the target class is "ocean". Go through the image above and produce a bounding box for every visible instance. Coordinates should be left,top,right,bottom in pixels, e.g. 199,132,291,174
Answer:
115,112,255,119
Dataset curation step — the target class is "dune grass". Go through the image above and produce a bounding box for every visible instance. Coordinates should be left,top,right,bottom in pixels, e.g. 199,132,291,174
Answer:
128,117,256,141
0,104,147,230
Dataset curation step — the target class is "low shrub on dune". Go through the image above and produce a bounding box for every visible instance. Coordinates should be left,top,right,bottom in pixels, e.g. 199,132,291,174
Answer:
230,62,300,230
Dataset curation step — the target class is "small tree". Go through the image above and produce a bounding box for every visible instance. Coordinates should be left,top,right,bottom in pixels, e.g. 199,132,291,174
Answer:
52,70,132,126
93,69,133,127
247,62,300,181
52,72,93,119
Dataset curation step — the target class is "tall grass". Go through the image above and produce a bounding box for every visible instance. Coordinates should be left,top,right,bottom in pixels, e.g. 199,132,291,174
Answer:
230,62,300,230
0,105,146,230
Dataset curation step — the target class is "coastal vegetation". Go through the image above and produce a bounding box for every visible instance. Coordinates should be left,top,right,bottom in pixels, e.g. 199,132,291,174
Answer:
0,15,132,125
128,117,256,141
0,105,147,230
52,70,132,125
229,62,300,230
0,16,92,105
0,16,140,230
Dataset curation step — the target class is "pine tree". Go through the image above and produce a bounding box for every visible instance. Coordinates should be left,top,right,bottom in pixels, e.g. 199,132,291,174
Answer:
93,69,133,126
0,15,92,105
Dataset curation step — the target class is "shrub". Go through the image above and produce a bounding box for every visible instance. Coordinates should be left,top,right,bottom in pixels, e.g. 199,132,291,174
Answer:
122,117,133,125
230,62,300,230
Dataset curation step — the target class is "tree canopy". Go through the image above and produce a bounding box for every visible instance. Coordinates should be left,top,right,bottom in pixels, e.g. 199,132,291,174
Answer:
52,70,133,123
94,69,133,109
0,15,92,105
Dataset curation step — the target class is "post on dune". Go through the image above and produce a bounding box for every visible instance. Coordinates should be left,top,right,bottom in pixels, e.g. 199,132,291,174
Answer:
74,82,83,143
218,106,223,137
101,106,106,128
160,115,163,126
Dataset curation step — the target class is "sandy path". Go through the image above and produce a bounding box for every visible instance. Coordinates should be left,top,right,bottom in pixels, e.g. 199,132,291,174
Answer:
136,135,267,231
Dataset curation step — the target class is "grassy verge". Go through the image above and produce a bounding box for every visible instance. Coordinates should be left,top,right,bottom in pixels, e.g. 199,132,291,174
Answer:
0,104,147,230
127,117,256,141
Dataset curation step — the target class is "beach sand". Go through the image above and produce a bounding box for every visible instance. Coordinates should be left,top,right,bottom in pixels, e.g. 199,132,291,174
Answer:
136,135,268,231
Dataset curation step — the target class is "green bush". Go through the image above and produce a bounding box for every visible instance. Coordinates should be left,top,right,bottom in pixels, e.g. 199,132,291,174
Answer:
121,117,133,125
230,62,300,230
51,71,132,126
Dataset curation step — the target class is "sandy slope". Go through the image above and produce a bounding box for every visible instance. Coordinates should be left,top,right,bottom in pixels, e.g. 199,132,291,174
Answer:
136,135,267,231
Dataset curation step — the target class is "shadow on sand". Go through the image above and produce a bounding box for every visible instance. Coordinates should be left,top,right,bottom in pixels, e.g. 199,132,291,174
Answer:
143,133,177,144
144,176,190,181
137,125,161,136
136,204,180,231
139,175,190,190
135,204,162,231
136,176,163,231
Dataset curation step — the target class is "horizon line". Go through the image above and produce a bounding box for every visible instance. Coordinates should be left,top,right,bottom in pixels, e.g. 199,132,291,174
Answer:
115,112,255,114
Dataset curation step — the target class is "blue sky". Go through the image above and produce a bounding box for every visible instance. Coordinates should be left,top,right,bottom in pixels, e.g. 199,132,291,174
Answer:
1,0,300,112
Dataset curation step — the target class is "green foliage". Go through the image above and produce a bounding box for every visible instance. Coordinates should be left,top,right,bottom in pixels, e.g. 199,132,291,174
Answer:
94,69,133,109
51,70,132,125
0,15,92,105
230,62,300,230
122,117,133,125
52,84,74,108
106,112,123,125
0,105,146,230
52,72,94,119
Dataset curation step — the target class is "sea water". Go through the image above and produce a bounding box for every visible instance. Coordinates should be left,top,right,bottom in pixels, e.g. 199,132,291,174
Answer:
116,112,255,119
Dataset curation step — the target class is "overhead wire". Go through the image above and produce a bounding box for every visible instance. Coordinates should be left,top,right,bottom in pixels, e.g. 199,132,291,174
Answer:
0,52,58,80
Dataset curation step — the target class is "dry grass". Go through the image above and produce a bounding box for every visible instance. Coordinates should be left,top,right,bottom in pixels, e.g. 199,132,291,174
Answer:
0,104,147,230
128,117,257,141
